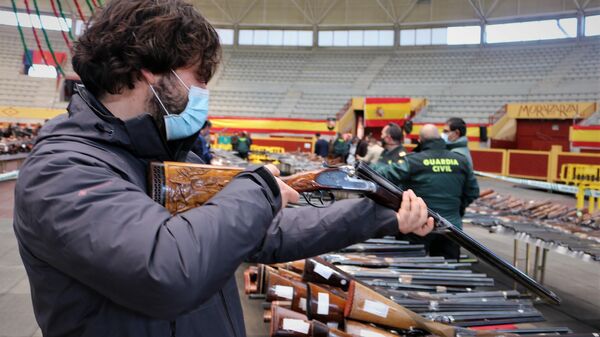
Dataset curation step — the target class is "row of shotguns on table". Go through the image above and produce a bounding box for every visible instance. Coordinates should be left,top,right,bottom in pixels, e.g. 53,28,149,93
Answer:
243,238,599,337
466,190,600,260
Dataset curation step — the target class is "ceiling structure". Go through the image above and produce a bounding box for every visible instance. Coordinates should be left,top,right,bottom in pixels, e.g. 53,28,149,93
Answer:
1,0,599,28
189,0,600,28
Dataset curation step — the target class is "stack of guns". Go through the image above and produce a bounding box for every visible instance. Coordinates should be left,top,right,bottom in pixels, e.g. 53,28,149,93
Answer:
243,238,595,337
466,190,600,260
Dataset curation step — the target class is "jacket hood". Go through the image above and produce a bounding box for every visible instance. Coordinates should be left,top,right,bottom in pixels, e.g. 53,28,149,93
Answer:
446,136,469,150
36,85,196,161
419,138,447,151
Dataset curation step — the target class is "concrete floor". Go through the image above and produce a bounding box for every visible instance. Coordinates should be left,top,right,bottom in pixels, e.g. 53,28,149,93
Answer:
0,177,598,337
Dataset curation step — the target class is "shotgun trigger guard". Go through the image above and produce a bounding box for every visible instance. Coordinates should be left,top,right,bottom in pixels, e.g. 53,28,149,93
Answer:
303,190,335,208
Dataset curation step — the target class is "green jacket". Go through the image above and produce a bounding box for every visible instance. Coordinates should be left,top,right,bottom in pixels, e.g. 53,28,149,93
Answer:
376,144,407,165
333,138,350,157
371,139,479,228
446,136,473,168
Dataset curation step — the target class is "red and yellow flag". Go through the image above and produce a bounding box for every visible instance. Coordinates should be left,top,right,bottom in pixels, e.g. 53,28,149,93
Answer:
364,97,411,127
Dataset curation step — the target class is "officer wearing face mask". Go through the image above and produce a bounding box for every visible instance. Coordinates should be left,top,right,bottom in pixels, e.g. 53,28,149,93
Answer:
376,122,406,165
443,117,473,168
12,1,434,336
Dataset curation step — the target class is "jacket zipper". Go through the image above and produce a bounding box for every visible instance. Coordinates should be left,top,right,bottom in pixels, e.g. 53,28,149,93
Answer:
220,290,238,337
169,320,176,337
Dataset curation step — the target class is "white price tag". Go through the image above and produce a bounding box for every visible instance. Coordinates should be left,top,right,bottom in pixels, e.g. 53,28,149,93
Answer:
282,319,310,334
274,285,293,300
327,322,339,329
363,300,389,318
314,263,334,280
317,292,330,315
299,297,307,312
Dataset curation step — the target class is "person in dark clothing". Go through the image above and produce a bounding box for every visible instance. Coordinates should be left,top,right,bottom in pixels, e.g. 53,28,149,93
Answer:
314,133,329,158
12,2,433,336
236,131,251,160
377,123,406,165
191,120,212,164
371,124,479,259
231,131,239,151
355,134,370,158
332,133,350,163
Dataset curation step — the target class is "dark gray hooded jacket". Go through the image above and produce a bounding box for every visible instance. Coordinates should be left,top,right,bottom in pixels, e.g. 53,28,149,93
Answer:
13,87,399,337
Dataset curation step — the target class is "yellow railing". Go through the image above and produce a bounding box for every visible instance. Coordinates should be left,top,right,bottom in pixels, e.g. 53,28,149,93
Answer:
250,145,285,154
560,164,600,212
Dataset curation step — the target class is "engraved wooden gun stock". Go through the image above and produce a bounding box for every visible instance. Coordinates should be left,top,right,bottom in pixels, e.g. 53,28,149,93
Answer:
149,161,560,305
148,162,377,214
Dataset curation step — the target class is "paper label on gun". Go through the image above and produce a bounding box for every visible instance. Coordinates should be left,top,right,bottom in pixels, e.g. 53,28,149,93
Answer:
299,297,307,312
317,292,329,315
363,300,389,318
282,319,310,334
274,285,294,300
314,263,334,280
360,329,385,337
398,275,413,284
436,286,447,293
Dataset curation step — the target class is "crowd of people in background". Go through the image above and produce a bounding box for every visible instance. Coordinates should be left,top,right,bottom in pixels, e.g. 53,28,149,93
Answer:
314,117,478,260
0,123,40,156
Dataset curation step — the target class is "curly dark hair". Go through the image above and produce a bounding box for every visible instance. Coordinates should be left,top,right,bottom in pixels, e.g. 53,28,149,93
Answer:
72,0,221,98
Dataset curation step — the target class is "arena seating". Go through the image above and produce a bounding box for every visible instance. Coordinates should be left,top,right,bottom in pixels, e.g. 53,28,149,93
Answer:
0,25,598,123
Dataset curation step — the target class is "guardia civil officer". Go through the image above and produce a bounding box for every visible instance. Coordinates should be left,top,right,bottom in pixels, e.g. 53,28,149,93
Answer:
372,124,479,259
377,123,406,165
12,1,433,336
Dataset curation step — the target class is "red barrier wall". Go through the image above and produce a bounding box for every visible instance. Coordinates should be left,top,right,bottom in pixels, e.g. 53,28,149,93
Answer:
471,150,505,174
507,151,550,179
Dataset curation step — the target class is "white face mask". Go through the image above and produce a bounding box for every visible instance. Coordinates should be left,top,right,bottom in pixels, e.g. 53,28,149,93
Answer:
149,70,209,141
441,132,450,143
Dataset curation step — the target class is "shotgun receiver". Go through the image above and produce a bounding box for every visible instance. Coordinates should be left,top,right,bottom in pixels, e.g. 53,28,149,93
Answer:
148,161,560,305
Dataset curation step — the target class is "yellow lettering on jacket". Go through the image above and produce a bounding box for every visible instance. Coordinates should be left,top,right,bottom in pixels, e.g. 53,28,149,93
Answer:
423,158,459,167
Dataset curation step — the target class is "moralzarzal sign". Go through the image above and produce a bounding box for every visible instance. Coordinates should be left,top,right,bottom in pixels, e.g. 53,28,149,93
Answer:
506,102,597,119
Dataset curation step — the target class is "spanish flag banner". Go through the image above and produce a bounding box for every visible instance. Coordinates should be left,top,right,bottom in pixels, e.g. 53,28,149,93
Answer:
364,97,411,127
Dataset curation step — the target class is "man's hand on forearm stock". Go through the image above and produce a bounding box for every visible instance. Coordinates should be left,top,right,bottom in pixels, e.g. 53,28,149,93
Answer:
264,164,300,208
396,189,434,237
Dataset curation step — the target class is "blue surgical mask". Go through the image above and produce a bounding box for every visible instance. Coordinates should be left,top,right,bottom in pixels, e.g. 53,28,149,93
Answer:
441,132,449,143
149,70,209,141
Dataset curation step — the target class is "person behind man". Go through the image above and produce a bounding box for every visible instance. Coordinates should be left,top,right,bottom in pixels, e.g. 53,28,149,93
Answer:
377,122,406,165
332,132,350,163
443,117,473,167
355,134,370,158
371,124,479,259
12,2,434,336
230,131,239,151
358,136,384,164
191,120,212,164
236,131,251,160
314,132,329,158
346,136,359,165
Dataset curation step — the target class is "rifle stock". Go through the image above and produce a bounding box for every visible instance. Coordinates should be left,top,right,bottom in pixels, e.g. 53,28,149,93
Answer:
267,272,309,314
271,306,352,337
344,280,457,337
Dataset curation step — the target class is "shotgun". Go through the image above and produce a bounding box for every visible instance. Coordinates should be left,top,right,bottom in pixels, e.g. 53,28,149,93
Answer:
148,161,560,305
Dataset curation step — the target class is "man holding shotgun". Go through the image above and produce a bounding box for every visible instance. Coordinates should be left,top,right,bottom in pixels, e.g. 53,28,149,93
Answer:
12,1,433,336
